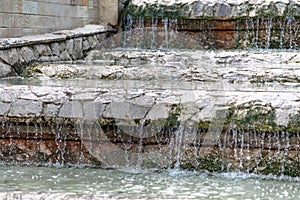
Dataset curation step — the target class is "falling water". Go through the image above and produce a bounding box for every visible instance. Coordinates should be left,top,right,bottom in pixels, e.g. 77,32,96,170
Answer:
123,14,299,50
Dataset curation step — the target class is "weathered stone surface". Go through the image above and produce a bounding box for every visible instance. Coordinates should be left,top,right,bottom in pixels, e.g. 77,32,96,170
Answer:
72,38,83,60
82,39,90,51
24,50,300,83
0,102,10,115
128,0,299,18
83,101,106,120
20,47,35,64
103,102,150,120
59,50,72,61
34,44,51,57
0,62,14,77
0,46,299,175
66,39,74,56
0,25,114,77
43,103,60,117
51,42,60,56
7,48,19,66
9,99,42,117
88,35,98,49
59,101,83,118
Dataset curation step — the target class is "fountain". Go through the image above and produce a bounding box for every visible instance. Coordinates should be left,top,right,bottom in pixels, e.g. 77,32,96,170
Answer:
0,0,299,198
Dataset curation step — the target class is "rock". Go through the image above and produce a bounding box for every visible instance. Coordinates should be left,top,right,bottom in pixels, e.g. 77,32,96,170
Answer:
66,39,74,56
88,35,98,49
51,42,60,56
59,101,83,118
9,99,43,117
43,104,60,116
0,102,10,115
0,62,15,77
34,44,49,56
59,50,72,61
20,47,35,64
103,102,149,120
72,38,83,60
83,101,106,120
0,50,9,64
7,48,19,66
215,3,232,17
82,39,90,51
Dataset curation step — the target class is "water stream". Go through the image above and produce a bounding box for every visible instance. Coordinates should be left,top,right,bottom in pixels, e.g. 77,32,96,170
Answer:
0,6,299,197
0,166,298,199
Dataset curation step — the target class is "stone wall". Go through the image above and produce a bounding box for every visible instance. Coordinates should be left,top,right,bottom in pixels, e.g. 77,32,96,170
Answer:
0,24,115,77
0,0,102,38
122,0,300,49
127,0,299,19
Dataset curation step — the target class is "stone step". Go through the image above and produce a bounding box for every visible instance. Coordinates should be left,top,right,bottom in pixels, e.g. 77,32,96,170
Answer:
0,49,299,175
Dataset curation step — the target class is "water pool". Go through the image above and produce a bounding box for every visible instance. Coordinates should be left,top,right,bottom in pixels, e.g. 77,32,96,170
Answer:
0,166,298,199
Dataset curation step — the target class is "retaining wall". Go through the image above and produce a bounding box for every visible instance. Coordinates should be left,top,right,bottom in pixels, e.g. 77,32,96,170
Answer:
0,24,116,77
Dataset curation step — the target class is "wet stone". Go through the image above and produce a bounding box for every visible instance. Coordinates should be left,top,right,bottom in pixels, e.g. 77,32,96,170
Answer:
103,102,149,120
72,38,83,60
0,62,15,77
51,42,60,56
9,99,43,117
59,101,83,118
7,48,19,66
0,102,10,115
43,103,60,117
20,47,35,64
83,101,106,120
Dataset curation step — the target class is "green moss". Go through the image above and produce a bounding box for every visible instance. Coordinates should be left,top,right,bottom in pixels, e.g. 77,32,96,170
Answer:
164,104,181,128
287,111,300,133
259,157,300,177
182,155,223,172
226,101,277,132
20,64,41,77
197,120,210,130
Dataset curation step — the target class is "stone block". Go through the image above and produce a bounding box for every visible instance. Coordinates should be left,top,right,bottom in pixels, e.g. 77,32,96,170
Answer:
0,102,10,115
82,39,90,51
0,50,9,64
59,50,72,61
88,35,98,48
20,47,35,64
145,104,170,121
44,104,60,117
9,99,43,117
66,39,74,56
215,3,232,17
51,43,60,56
83,101,106,120
72,37,83,60
7,48,20,66
103,102,149,120
0,88,19,102
59,101,83,118
22,0,38,15
0,62,15,77
34,44,49,57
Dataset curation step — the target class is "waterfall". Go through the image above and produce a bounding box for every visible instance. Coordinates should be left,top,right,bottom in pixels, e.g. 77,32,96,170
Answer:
122,14,299,50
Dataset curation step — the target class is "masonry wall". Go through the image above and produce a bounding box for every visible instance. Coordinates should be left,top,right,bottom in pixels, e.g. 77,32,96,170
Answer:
0,0,101,38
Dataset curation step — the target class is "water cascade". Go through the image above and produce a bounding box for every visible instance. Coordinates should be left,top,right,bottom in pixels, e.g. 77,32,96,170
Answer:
0,0,299,179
